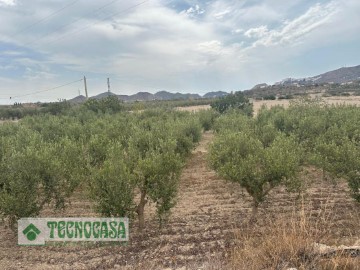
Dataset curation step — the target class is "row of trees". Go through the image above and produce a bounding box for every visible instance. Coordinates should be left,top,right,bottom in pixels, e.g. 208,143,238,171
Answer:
209,98,360,220
0,96,222,120
0,108,210,230
0,97,124,120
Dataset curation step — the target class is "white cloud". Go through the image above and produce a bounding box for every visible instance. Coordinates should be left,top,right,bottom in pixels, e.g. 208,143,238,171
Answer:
232,28,243,34
244,25,269,38
197,40,223,55
251,1,339,47
236,3,281,23
181,4,205,17
92,22,145,39
213,9,231,19
0,0,16,7
1,50,24,56
0,0,359,103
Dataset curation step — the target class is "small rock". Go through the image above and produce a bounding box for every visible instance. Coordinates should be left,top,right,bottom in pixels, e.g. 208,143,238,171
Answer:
313,243,335,254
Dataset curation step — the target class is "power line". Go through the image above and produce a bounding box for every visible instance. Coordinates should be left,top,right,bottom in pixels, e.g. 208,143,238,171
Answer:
26,0,122,47
34,0,150,47
5,0,81,40
10,78,83,99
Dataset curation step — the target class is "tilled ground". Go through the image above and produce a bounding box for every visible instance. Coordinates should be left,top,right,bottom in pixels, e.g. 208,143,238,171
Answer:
1,131,359,270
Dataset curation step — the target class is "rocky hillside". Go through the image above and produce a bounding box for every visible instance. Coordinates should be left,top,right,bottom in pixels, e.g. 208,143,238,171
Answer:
275,65,360,86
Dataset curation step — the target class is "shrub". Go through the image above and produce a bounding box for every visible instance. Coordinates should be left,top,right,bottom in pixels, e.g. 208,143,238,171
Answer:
263,95,276,100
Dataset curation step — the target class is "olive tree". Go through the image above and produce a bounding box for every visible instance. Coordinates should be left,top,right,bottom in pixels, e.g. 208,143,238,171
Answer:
127,130,182,229
209,132,301,219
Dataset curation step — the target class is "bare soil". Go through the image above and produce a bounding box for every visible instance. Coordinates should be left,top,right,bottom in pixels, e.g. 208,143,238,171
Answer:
0,120,19,125
176,96,360,116
176,105,211,113
0,132,359,269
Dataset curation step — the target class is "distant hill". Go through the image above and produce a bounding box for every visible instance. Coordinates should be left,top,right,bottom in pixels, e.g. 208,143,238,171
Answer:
92,92,117,100
127,92,154,101
154,91,175,100
68,95,87,104
68,90,228,103
313,65,360,84
274,65,360,86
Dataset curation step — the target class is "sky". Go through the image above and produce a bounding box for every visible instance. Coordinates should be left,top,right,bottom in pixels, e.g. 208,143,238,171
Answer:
0,0,359,104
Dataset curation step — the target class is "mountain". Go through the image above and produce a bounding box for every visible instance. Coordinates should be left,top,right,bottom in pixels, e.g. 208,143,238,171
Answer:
154,91,176,100
313,65,360,84
127,92,154,101
274,65,360,86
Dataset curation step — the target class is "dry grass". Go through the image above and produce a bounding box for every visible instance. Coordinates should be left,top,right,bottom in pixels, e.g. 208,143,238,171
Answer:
176,105,211,112
228,201,360,270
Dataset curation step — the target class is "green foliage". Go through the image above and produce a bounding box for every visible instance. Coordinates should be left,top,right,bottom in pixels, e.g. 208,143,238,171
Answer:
0,147,46,224
210,99,360,213
130,138,182,225
209,132,301,209
83,96,124,114
210,91,253,116
89,143,135,217
0,99,209,231
278,95,293,100
255,101,360,202
87,110,196,229
197,109,219,131
41,100,71,115
0,101,70,120
0,132,87,227
0,108,201,230
213,111,253,134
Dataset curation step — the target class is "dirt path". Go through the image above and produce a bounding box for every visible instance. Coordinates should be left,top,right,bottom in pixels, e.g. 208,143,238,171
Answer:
1,131,359,269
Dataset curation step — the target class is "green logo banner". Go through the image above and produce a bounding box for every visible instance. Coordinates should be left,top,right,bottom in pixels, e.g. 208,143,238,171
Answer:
18,218,129,246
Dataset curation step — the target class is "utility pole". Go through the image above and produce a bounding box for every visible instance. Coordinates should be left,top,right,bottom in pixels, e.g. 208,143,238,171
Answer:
107,78,111,93
84,76,88,99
